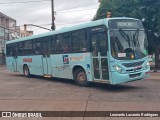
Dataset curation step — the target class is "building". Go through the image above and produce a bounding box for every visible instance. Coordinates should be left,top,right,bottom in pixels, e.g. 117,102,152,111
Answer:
20,25,33,38
0,12,20,64
20,30,33,38
0,12,34,65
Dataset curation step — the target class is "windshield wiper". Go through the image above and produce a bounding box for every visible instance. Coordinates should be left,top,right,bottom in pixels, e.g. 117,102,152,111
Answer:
119,29,131,47
133,29,140,46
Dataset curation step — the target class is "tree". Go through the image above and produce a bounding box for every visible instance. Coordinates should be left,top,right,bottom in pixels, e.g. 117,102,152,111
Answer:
94,0,160,70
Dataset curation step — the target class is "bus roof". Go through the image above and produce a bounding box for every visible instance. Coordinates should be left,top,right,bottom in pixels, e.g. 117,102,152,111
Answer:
6,17,139,44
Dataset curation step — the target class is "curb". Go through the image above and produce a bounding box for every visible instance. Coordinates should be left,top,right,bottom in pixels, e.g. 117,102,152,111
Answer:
150,70,160,73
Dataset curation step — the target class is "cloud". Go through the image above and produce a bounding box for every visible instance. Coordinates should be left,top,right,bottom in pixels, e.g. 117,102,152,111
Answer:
0,0,99,34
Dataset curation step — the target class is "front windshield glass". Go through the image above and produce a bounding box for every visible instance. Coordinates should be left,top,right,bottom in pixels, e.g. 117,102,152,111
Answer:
110,30,148,60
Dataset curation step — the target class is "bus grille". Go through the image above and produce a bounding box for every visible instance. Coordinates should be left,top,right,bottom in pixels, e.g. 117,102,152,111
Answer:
129,73,141,78
122,61,144,68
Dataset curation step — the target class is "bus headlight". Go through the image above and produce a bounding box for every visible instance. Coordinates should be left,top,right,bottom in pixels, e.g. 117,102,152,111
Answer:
113,65,125,74
145,62,150,69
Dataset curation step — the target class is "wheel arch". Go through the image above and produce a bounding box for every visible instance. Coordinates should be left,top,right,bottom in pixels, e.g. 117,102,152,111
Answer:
72,65,85,74
23,64,28,70
23,63,30,77
72,65,89,86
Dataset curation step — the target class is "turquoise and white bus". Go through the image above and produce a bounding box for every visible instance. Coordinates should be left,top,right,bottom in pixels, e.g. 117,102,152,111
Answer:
6,17,150,86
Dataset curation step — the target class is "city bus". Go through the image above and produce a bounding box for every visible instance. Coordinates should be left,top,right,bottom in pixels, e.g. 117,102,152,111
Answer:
5,17,150,86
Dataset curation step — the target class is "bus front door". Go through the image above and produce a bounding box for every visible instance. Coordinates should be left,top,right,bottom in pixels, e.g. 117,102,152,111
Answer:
41,41,51,76
91,32,109,81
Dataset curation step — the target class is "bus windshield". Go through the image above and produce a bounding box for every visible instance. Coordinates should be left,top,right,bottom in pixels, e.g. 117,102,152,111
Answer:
110,30,148,60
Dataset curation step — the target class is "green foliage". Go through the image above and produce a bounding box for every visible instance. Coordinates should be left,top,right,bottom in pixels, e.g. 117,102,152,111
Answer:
95,0,142,19
94,0,160,54
95,0,160,32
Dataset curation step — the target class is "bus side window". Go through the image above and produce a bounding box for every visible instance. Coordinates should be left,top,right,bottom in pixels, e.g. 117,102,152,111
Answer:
63,33,72,52
55,35,63,53
12,44,18,57
72,30,87,52
6,44,12,56
24,40,33,55
51,37,56,53
55,39,60,52
18,42,24,55
33,40,41,54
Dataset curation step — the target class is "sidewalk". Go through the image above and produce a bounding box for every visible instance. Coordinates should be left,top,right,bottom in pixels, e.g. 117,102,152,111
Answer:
148,72,160,80
150,70,160,73
150,61,160,72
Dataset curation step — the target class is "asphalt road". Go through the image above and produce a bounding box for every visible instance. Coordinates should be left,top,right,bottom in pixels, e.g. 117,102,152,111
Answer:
0,65,160,120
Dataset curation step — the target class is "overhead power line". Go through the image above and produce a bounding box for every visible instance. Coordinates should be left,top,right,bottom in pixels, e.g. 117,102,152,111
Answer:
56,2,98,12
0,0,50,5
20,19,91,29
24,24,51,31
0,1,98,8
56,20,91,25
57,7,98,14
22,19,92,33
0,1,98,15
18,6,97,27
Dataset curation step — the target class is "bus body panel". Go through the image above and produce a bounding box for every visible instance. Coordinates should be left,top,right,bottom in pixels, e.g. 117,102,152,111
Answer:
42,57,52,75
18,55,58,77
84,53,94,82
6,57,19,72
13,58,18,72
5,17,150,85
28,56,43,76
50,53,93,81
17,56,26,74
111,68,150,85
50,54,72,79
6,57,15,72
108,56,150,84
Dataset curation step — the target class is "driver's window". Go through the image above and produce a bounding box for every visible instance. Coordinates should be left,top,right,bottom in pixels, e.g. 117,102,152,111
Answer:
91,34,98,57
99,32,108,56
110,31,117,57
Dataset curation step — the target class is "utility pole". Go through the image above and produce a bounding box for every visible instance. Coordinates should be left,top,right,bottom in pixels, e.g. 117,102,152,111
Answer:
51,0,55,30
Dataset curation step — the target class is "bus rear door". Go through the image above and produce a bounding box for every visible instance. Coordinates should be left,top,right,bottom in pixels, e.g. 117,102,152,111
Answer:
90,32,109,81
41,40,51,76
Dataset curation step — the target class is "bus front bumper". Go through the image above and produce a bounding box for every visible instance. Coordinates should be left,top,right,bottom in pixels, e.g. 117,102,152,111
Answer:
110,69,150,85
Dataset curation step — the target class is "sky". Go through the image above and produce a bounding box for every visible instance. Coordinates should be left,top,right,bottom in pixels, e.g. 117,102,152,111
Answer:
0,0,99,34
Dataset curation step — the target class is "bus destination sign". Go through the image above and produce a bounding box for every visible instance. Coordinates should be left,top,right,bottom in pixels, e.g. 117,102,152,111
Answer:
109,19,144,29
117,22,137,28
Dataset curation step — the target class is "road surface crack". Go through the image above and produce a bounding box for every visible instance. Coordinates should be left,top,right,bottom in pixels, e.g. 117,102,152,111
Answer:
83,88,92,119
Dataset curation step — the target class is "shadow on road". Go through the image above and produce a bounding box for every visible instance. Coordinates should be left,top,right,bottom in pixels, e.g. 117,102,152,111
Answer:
12,74,75,85
11,74,142,92
90,82,142,92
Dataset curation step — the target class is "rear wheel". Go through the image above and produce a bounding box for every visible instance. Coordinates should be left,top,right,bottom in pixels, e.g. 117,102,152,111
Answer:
74,68,89,86
23,65,30,77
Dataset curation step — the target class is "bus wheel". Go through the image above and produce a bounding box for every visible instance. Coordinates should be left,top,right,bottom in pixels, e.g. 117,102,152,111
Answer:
23,65,30,77
74,68,89,86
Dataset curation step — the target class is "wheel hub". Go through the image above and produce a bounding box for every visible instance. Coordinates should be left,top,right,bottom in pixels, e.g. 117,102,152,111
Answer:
77,72,86,82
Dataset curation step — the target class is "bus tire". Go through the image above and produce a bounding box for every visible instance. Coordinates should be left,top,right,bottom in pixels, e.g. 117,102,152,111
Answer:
74,68,89,86
23,65,30,77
